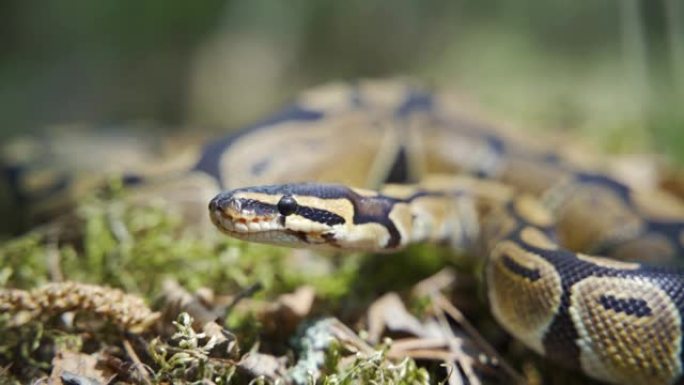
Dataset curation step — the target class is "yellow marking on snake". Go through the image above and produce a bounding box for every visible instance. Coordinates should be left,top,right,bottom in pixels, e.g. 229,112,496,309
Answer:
575,254,641,270
220,115,389,189
632,190,684,221
387,202,413,248
480,208,518,252
350,187,379,197
487,241,562,353
556,185,644,252
569,276,682,385
519,226,558,250
514,195,554,228
611,235,677,263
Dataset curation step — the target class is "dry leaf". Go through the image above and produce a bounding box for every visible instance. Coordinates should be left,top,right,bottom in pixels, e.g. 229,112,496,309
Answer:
49,350,115,385
366,292,425,344
238,352,288,381
259,286,316,335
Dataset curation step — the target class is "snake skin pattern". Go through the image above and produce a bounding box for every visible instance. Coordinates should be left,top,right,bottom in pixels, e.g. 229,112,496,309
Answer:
4,80,684,384
204,81,684,385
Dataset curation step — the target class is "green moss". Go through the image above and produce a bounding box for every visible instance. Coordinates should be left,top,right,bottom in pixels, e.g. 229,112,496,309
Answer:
0,321,80,380
0,233,50,289
288,318,429,385
0,184,433,382
149,313,238,384
321,348,430,385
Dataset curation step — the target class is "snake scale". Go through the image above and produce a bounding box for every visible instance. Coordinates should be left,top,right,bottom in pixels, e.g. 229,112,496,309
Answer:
6,80,684,384
201,80,684,385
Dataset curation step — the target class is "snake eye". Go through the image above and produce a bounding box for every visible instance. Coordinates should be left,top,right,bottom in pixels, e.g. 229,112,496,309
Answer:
277,195,298,216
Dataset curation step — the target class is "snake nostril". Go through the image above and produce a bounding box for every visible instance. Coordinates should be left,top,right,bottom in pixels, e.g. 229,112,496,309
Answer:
209,194,241,213
209,195,229,211
208,199,216,211
208,197,218,211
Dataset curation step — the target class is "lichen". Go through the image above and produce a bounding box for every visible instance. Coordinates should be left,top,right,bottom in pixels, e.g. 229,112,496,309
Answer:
149,313,238,384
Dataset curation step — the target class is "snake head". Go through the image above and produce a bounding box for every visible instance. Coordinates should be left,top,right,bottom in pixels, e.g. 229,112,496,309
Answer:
209,183,403,251
209,183,354,249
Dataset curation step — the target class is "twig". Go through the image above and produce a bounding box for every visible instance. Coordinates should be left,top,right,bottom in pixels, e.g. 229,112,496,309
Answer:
224,282,263,313
433,294,526,385
123,338,152,385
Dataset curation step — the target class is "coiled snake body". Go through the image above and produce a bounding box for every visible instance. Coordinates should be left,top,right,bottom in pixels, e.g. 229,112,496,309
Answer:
202,81,684,384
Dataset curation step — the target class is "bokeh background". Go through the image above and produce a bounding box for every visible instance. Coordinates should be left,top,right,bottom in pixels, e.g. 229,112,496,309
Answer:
1,0,682,157
0,3,683,383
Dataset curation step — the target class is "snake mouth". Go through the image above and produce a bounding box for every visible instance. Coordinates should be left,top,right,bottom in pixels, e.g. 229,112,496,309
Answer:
209,192,282,233
208,192,305,247
209,208,319,246
209,195,336,248
210,209,281,234
208,188,344,248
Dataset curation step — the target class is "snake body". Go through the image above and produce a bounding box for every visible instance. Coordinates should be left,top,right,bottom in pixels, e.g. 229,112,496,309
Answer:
209,180,684,385
201,81,684,385
5,80,684,384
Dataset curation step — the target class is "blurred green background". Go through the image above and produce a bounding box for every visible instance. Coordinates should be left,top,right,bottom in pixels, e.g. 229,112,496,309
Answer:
1,0,683,157
0,3,683,382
